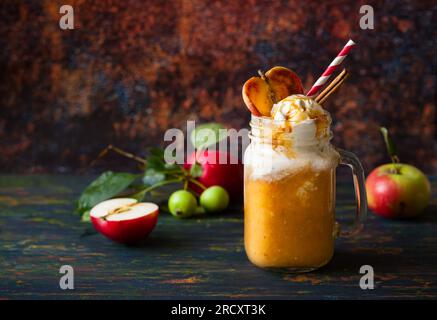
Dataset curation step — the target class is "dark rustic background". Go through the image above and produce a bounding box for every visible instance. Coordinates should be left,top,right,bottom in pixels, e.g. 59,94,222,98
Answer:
0,0,435,174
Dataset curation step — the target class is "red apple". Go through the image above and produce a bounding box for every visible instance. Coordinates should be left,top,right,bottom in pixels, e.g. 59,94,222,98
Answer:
184,150,243,200
366,164,431,219
90,198,159,244
366,127,431,219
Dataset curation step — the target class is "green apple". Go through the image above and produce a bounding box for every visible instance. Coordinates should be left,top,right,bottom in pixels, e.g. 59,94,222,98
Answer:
200,186,230,213
168,190,197,218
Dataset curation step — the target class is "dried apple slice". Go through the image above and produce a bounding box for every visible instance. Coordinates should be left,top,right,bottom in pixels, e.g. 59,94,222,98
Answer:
242,76,274,117
265,66,304,101
242,66,304,117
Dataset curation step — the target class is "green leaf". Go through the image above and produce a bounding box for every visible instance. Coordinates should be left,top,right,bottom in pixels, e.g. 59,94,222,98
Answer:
143,168,166,186
190,123,227,150
77,171,138,213
149,147,165,158
147,156,166,171
146,147,166,171
146,147,183,175
190,162,204,178
164,162,181,171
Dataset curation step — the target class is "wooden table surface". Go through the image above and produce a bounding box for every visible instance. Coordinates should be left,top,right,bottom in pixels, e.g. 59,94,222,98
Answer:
0,175,436,300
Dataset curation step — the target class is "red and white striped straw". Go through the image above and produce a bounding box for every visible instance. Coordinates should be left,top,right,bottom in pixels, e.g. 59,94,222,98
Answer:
306,39,356,97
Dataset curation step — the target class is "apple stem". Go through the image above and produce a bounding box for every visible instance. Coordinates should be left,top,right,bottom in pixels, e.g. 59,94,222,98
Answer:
188,178,207,191
257,69,278,103
380,127,401,174
257,69,267,81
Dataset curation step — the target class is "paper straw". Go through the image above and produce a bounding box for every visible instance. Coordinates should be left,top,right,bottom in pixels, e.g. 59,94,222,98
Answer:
306,39,356,97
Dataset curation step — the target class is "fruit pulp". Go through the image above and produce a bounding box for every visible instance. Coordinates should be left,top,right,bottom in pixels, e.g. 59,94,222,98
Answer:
244,166,336,270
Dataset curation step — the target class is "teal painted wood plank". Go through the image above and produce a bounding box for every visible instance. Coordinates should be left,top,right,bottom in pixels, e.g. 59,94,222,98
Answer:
0,175,436,299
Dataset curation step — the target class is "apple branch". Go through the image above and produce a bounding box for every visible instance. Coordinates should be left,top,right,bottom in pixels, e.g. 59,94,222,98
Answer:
131,178,183,201
89,145,148,169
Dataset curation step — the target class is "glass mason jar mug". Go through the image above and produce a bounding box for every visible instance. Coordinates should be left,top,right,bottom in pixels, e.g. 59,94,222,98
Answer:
244,115,367,272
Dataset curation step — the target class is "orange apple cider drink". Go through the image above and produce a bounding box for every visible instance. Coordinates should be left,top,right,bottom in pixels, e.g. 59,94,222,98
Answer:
244,94,366,272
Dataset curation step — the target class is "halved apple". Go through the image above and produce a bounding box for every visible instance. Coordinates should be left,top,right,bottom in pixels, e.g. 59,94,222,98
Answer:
242,66,304,117
90,198,159,244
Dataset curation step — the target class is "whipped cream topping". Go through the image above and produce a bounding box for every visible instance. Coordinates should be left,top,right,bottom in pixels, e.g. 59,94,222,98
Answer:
271,94,327,123
269,94,331,144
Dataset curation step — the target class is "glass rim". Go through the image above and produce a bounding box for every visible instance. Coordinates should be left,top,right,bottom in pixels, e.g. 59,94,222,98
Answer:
248,114,333,145
249,113,332,126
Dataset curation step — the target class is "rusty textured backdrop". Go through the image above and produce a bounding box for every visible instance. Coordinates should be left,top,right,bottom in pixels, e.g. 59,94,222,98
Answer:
0,0,435,173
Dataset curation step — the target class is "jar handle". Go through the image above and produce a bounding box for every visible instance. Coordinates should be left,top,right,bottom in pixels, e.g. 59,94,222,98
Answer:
337,149,367,237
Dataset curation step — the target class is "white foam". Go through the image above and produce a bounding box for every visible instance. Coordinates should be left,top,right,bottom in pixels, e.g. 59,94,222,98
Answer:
245,141,339,181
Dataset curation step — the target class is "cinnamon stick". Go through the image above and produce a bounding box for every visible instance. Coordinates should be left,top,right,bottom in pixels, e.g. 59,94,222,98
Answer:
315,69,349,104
